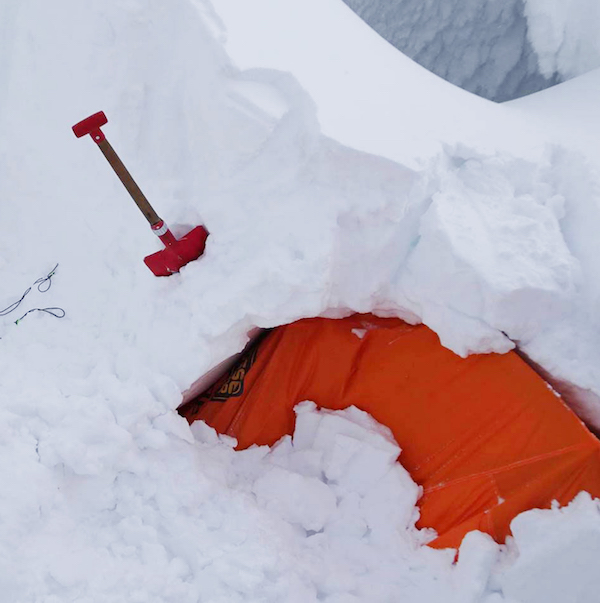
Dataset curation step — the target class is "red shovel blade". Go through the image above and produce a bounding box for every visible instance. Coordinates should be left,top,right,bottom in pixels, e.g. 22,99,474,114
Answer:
144,225,209,277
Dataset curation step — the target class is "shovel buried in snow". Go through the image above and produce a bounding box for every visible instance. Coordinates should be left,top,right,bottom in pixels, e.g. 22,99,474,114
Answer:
72,111,208,277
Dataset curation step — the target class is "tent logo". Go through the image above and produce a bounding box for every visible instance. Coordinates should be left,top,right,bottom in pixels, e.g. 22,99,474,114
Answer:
178,332,269,422
207,344,260,403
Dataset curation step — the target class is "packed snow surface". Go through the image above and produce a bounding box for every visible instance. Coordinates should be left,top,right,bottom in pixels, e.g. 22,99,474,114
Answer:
1,0,600,601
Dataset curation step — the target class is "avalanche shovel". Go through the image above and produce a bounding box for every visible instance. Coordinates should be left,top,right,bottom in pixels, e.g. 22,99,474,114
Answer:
72,111,208,276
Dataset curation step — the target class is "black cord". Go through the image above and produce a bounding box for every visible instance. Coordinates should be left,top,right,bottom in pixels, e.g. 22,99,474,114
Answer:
15,307,66,325
34,263,58,293
0,286,32,316
0,264,65,325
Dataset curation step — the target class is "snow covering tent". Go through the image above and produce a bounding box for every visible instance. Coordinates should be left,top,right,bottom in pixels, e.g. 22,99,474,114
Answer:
179,314,600,549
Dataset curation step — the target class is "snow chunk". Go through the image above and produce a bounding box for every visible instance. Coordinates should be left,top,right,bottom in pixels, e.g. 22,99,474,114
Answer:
252,466,337,531
293,402,403,495
397,147,580,356
244,401,422,551
500,493,600,603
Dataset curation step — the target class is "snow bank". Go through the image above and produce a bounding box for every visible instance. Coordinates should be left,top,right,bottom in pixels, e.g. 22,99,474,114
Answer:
343,0,556,101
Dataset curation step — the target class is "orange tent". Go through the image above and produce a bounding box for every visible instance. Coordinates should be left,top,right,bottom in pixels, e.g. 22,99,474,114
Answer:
179,314,600,549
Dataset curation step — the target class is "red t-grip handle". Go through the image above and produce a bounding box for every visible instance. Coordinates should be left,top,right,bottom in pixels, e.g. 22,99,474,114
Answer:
72,111,108,144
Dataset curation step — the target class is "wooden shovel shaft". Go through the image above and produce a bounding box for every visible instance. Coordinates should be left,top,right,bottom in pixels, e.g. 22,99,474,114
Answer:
97,139,161,226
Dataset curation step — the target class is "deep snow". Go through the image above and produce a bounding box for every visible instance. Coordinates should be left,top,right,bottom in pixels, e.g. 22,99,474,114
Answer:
1,0,600,601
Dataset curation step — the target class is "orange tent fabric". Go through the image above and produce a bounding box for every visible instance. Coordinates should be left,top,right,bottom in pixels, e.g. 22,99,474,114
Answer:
179,314,600,549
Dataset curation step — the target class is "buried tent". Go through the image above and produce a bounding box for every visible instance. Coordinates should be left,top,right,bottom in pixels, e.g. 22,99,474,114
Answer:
179,314,600,549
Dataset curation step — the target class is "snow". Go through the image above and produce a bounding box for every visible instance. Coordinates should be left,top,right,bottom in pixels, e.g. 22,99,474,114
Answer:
209,0,546,165
1,0,600,601
500,494,600,603
523,0,600,80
